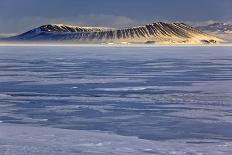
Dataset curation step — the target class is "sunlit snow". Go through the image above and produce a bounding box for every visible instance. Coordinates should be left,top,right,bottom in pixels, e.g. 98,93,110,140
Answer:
0,46,232,154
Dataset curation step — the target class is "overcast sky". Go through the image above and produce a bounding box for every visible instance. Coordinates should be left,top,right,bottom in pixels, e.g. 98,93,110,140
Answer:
0,0,231,33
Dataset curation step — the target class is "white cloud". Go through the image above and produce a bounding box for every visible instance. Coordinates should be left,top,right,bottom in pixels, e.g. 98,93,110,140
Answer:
73,14,141,28
0,14,231,34
0,14,143,33
184,20,232,27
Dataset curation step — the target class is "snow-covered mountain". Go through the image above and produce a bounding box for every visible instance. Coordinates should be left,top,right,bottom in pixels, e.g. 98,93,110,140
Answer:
3,22,222,44
197,23,232,33
197,23,232,42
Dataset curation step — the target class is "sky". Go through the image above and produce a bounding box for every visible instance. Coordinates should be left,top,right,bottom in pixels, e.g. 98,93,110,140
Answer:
0,0,232,34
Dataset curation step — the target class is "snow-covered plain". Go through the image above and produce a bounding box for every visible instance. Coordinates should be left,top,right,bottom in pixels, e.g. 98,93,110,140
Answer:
0,46,232,154
1,125,232,155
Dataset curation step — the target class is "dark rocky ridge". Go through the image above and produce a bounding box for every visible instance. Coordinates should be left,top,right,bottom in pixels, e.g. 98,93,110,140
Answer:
39,24,107,32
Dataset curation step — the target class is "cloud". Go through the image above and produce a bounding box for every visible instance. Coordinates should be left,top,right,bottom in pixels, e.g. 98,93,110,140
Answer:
0,14,231,34
0,14,142,33
0,33,17,38
1,0,232,34
184,20,232,27
75,14,141,28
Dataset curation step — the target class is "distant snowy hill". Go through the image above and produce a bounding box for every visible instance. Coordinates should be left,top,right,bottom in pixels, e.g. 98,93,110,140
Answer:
197,23,232,42
197,23,232,33
2,22,222,44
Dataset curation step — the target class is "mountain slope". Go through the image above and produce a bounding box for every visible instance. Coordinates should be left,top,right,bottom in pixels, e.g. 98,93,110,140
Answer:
197,23,232,43
197,23,232,33
4,22,222,44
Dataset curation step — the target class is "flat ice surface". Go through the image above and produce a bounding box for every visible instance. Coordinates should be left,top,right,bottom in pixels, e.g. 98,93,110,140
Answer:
1,125,232,155
0,46,232,154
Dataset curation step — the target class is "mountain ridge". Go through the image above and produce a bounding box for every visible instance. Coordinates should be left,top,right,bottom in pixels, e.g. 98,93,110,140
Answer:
197,23,232,33
197,23,232,43
2,22,223,44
